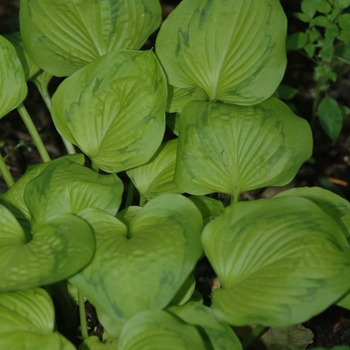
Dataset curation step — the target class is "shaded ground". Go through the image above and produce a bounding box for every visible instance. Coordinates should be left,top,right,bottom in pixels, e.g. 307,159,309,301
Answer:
0,0,350,348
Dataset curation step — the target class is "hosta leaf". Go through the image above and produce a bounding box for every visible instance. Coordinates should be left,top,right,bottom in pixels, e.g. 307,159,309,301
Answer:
118,309,206,350
0,154,84,230
52,50,166,173
70,194,203,322
0,205,95,291
202,196,350,326
337,290,350,310
82,334,118,350
277,187,350,240
96,311,125,338
5,31,40,81
20,0,161,76
188,196,225,226
116,206,142,229
168,302,243,350
127,139,183,200
23,155,123,226
156,0,287,104
0,288,75,349
167,85,208,114
175,98,312,199
0,35,27,118
169,273,196,306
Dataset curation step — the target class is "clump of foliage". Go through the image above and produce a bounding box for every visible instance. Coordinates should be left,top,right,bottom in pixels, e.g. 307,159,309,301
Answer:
0,0,349,349
287,0,350,141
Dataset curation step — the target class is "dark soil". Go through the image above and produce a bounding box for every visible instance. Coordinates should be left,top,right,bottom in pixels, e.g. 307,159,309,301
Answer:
1,0,350,349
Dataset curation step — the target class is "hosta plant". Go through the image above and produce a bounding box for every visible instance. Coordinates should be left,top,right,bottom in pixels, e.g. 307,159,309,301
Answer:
0,0,349,349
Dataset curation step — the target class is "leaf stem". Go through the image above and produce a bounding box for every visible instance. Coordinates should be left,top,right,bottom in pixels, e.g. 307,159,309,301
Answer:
16,102,51,162
0,152,14,188
241,325,269,349
78,290,88,341
32,71,76,155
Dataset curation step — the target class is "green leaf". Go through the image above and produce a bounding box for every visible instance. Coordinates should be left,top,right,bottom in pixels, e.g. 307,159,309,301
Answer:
330,8,341,21
315,65,337,81
294,12,313,23
311,15,331,26
319,25,338,61
174,98,313,200
23,156,123,226
5,31,40,81
0,288,75,349
116,206,142,230
70,195,203,322
319,37,335,61
317,94,343,141
202,196,350,326
0,35,27,119
286,32,309,50
307,27,321,42
127,139,183,200
156,0,287,105
20,0,161,77
118,309,206,349
169,273,196,306
337,289,350,310
304,42,316,57
167,85,208,114
335,0,350,9
276,186,350,240
188,195,225,226
334,42,350,62
168,302,243,350
0,154,84,232
301,0,321,19
316,0,332,13
276,84,299,100
338,13,350,32
338,29,350,41
51,50,166,173
0,206,95,291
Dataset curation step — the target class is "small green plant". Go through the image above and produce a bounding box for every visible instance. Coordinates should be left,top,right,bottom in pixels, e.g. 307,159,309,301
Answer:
286,0,350,141
0,0,349,349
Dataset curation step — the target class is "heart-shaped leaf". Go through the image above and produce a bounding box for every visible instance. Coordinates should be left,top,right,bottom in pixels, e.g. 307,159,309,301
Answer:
118,309,206,350
156,0,287,105
168,302,243,350
0,35,27,118
0,154,84,231
0,205,95,292
52,50,166,173
0,288,75,349
70,194,203,322
20,0,161,76
175,98,313,199
22,155,123,226
127,139,183,200
202,196,350,326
